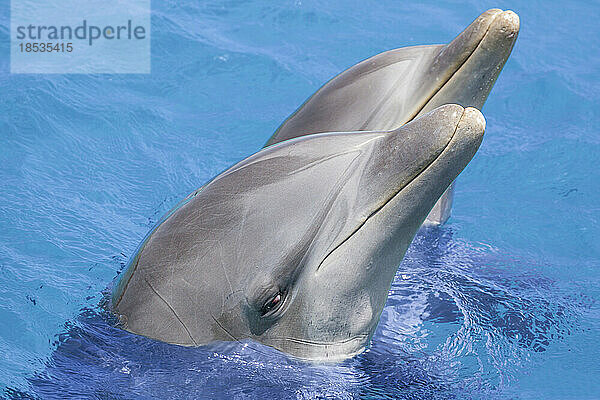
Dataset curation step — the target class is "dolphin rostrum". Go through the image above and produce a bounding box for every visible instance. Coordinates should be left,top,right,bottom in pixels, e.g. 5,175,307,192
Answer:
112,104,485,360
266,8,519,224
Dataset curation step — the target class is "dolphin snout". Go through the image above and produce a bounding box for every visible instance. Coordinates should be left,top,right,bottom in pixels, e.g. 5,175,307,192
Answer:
493,10,520,39
433,9,519,76
408,104,485,166
383,104,485,234
478,10,519,55
432,9,502,74
376,104,466,188
394,104,486,203
452,9,519,45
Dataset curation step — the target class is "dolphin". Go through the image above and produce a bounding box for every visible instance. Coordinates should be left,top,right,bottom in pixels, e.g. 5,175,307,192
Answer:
266,8,519,224
112,104,485,360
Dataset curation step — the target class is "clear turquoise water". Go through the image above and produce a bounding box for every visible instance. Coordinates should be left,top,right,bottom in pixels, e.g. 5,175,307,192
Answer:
1,0,599,399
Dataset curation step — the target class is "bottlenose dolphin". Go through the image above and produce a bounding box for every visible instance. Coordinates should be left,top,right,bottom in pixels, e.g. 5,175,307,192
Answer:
112,104,485,360
266,8,519,224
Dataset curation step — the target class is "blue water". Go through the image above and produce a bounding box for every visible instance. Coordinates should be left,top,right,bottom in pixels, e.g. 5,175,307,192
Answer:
1,0,599,398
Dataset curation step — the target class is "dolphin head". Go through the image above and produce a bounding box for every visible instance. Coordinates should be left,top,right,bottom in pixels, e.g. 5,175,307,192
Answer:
112,104,485,360
266,9,518,145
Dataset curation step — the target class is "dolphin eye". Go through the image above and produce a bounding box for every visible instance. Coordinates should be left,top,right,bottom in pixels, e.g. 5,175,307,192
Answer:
261,292,283,316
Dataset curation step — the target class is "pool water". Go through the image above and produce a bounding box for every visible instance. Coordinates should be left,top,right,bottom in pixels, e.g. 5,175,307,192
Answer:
1,0,599,399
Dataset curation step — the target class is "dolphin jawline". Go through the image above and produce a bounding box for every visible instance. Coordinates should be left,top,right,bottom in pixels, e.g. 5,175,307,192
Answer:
315,108,466,273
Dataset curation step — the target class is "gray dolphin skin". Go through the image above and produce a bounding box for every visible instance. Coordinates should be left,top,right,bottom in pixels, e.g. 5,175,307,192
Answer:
266,8,519,224
112,104,485,360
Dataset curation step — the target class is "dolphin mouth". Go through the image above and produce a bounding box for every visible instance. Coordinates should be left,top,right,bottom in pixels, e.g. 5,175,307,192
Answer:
266,334,370,361
316,106,484,272
407,9,520,123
